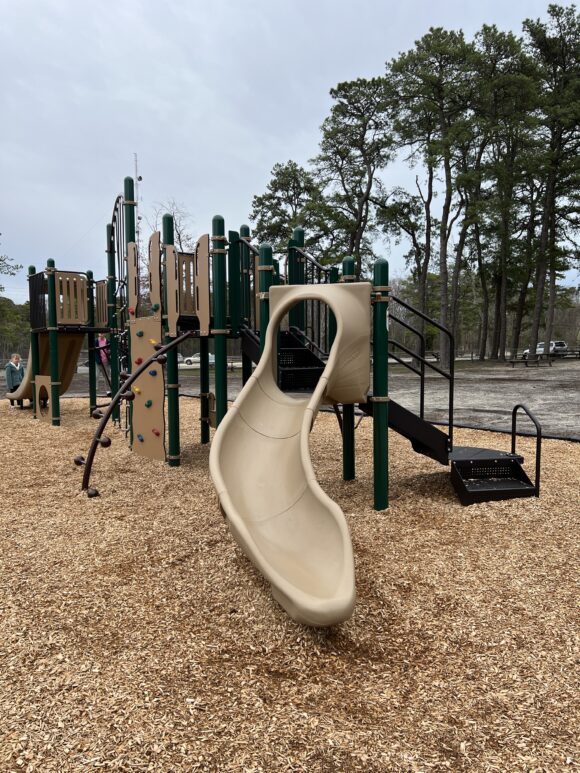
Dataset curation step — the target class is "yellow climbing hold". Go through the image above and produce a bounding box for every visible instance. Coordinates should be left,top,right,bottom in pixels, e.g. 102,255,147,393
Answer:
133,387,141,395
149,338,157,345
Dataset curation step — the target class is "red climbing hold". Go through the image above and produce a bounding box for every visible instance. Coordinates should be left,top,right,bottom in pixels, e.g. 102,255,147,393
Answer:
152,429,161,437
135,357,143,365
128,307,135,315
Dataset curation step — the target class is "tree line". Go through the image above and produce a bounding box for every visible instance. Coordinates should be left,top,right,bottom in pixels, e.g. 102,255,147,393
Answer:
250,4,580,363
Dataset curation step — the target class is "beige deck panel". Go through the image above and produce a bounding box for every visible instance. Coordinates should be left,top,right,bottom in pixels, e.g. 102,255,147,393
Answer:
193,235,210,337
95,280,108,328
149,232,162,312
210,282,371,626
55,272,89,326
166,245,180,338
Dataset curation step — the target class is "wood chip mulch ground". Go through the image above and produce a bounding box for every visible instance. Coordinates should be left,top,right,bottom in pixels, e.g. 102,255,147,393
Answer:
0,397,578,772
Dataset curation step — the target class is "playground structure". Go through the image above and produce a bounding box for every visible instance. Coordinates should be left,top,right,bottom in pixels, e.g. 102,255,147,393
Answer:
5,175,545,625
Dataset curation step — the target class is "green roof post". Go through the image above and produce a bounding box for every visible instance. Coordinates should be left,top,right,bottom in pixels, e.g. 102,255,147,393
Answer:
329,265,339,348
46,259,61,426
28,266,40,418
106,224,120,423
212,216,228,426
341,257,356,481
86,269,97,416
228,230,241,336
239,225,253,385
163,213,180,465
373,258,389,510
292,226,305,332
258,243,273,356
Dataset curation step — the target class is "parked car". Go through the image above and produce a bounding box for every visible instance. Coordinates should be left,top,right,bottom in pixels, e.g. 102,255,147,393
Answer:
183,353,215,365
176,352,184,363
522,341,568,358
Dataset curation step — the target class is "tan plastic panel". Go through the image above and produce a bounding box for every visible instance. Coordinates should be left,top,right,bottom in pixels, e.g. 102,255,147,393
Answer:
149,232,162,311
127,242,139,316
34,375,52,423
95,281,108,328
6,333,85,403
210,282,371,626
55,273,89,325
166,245,180,338
129,316,165,461
194,235,210,336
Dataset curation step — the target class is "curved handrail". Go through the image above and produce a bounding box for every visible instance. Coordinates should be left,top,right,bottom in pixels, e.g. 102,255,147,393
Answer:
511,403,542,497
78,330,194,495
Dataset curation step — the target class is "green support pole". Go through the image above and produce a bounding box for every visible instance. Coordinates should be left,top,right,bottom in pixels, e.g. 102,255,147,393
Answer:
240,224,253,385
28,266,39,418
162,214,181,466
46,259,61,426
329,265,339,348
87,270,97,416
200,336,210,444
292,227,305,332
228,230,241,336
288,237,298,329
124,177,136,443
342,256,355,481
373,258,389,510
258,243,273,355
212,216,228,426
123,177,136,248
106,224,120,422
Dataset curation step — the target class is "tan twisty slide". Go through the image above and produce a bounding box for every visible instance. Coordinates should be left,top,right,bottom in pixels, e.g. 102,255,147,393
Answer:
210,282,371,626
5,333,85,401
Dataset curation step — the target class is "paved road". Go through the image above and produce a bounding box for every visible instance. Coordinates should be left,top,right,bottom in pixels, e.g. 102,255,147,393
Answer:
5,359,579,440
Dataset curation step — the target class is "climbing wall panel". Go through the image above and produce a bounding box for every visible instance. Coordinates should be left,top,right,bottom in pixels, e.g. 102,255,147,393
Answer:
128,316,165,461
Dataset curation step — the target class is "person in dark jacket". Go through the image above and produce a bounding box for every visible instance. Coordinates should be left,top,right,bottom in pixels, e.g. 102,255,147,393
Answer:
5,353,25,408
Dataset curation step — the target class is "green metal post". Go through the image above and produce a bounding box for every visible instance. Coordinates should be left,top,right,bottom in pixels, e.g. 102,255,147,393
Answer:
240,224,253,385
212,216,228,426
87,270,97,415
124,178,136,442
228,230,241,336
124,177,136,247
163,214,181,465
373,258,389,510
200,336,210,444
293,227,305,332
342,256,356,480
258,243,273,355
106,224,120,422
28,266,39,418
46,259,61,426
329,265,339,348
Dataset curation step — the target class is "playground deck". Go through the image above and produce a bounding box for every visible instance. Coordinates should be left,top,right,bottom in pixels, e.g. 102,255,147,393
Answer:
0,398,577,772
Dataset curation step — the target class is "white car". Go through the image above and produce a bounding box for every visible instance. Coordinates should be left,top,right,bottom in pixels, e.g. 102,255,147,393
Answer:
522,341,567,358
183,353,215,366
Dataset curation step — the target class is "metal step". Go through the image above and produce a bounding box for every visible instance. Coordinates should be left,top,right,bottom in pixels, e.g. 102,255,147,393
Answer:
450,451,536,505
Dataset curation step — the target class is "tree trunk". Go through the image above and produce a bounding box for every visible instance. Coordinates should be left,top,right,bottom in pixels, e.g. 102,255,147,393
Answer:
490,276,501,360
475,224,489,360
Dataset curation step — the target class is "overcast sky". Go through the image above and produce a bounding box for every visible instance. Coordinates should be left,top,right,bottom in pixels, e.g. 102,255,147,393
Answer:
0,0,562,303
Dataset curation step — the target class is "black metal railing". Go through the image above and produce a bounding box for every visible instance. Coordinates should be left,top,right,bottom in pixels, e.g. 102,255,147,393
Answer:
511,404,542,497
29,271,48,330
296,248,333,358
389,295,455,449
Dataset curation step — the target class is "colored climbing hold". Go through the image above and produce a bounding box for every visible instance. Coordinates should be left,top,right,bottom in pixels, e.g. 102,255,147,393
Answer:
149,369,157,376
133,386,141,395
149,338,157,345
136,330,144,337
135,357,143,365
137,434,144,442
152,303,160,312
152,428,161,437
145,400,152,408
129,307,135,316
